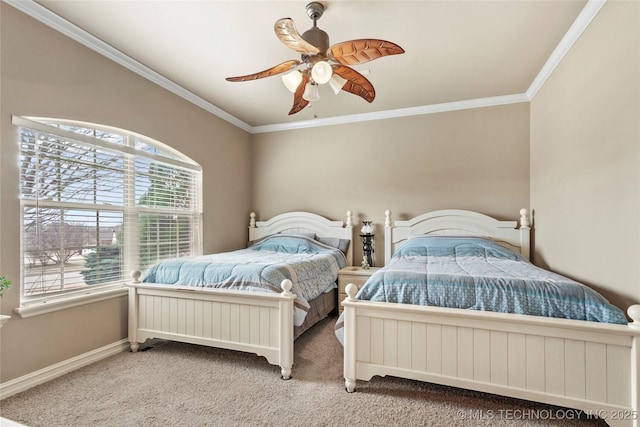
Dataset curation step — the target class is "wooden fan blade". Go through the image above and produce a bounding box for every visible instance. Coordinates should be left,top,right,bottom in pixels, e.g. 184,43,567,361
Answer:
275,18,320,54
328,39,405,65
333,65,375,103
289,73,311,115
226,59,300,82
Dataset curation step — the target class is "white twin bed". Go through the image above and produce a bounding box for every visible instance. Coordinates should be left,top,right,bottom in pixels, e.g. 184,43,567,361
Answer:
340,209,640,427
128,211,354,380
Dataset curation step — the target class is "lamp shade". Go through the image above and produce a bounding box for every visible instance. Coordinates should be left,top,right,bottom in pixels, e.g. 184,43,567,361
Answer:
302,83,320,102
311,61,332,84
329,74,347,95
281,70,303,93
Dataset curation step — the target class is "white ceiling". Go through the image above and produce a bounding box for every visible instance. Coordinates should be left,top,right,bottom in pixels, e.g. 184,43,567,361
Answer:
17,1,597,132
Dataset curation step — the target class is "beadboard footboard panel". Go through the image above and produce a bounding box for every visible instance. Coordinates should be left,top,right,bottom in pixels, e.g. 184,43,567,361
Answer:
129,284,295,378
343,302,640,427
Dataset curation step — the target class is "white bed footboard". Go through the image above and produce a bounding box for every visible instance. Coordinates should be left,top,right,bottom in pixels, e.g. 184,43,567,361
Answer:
343,284,640,427
128,272,296,379
127,210,354,379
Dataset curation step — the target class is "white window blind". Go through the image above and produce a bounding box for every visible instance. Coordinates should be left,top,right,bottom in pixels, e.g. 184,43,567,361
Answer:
14,116,202,302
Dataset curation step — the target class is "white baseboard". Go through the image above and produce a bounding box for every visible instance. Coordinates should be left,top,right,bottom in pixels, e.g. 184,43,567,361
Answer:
0,416,28,426
0,339,130,400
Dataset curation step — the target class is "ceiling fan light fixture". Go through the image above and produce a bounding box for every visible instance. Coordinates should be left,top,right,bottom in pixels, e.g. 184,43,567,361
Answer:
302,82,320,102
311,60,332,84
282,70,303,93
329,74,347,95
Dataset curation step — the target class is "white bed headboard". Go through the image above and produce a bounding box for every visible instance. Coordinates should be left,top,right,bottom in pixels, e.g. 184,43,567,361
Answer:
384,209,531,264
248,211,354,265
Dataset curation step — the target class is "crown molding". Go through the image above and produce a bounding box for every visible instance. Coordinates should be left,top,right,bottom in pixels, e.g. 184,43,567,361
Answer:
5,0,605,135
526,0,606,99
251,94,530,133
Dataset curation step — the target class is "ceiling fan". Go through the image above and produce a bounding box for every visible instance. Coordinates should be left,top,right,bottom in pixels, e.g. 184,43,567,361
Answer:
225,2,405,115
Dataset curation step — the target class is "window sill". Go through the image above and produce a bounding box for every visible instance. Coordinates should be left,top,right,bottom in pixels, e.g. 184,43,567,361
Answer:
14,286,128,319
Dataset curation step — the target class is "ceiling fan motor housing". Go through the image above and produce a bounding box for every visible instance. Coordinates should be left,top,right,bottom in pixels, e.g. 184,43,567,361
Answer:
302,27,330,54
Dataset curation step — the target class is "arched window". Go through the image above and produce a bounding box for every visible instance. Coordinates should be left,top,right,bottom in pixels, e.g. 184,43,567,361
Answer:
14,116,202,306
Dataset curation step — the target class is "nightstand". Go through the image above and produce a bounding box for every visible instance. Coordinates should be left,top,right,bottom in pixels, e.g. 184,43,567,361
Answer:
337,266,380,313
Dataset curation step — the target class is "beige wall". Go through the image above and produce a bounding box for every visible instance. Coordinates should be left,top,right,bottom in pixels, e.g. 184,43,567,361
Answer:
530,0,639,311
252,104,531,266
0,5,251,382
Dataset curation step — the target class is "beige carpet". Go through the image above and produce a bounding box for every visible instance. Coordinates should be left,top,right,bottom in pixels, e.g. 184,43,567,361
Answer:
1,315,607,427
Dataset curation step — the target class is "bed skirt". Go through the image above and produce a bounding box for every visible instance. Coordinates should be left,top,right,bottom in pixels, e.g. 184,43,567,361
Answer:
295,288,337,339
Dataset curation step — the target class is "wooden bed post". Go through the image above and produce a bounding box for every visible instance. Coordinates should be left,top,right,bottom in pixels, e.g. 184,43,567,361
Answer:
279,279,295,380
345,210,354,266
631,336,640,427
629,305,640,427
343,283,359,392
128,270,142,353
248,212,257,241
519,208,531,260
384,210,392,265
345,210,353,228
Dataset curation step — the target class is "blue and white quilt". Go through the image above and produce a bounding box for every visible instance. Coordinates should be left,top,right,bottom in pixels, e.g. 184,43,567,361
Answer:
337,236,626,331
143,234,347,326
